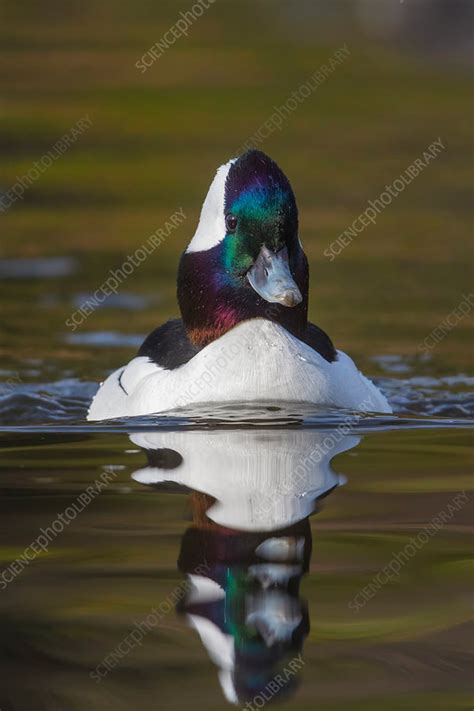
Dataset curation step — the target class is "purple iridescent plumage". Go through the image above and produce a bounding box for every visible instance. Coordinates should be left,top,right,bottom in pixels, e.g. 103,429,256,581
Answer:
178,151,308,347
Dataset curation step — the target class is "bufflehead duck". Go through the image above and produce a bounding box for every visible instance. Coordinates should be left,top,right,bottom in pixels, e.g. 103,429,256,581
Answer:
130,428,355,705
88,150,391,420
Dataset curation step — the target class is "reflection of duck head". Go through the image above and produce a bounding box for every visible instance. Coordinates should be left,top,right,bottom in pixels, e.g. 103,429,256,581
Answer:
131,429,359,706
177,516,310,705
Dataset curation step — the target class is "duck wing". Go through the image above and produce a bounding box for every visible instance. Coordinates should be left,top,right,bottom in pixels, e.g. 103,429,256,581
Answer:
301,322,337,363
138,318,201,369
88,319,200,420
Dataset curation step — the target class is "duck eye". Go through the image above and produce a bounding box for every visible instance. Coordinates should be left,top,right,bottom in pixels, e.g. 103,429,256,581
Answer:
225,213,238,233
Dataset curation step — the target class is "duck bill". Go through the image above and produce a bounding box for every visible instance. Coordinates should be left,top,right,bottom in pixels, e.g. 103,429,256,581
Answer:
247,245,302,307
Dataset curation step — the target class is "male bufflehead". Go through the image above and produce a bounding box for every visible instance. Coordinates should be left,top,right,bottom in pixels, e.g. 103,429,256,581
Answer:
129,428,354,705
88,150,391,419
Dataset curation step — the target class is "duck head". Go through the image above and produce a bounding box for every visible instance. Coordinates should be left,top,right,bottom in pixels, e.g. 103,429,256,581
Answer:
178,150,309,347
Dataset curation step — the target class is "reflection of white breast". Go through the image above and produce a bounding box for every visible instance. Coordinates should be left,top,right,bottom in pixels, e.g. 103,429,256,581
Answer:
131,429,358,531
88,319,391,419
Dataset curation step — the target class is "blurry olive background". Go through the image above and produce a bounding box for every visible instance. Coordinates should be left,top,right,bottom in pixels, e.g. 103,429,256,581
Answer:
0,0,472,382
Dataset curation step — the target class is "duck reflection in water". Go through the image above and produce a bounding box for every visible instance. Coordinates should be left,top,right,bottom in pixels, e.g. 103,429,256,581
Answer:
131,429,359,706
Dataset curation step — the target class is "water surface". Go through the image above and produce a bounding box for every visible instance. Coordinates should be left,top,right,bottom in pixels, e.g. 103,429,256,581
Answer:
0,388,472,711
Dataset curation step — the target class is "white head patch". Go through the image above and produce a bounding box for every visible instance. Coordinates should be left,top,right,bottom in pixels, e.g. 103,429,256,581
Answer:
185,158,235,254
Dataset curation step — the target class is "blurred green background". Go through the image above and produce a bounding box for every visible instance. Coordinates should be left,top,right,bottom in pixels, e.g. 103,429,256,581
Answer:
0,0,472,378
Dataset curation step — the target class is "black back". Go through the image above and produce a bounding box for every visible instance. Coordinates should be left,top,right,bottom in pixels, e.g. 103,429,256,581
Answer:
138,319,200,369
301,322,337,363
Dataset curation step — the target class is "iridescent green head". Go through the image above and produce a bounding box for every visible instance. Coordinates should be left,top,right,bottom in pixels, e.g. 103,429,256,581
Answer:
178,150,309,346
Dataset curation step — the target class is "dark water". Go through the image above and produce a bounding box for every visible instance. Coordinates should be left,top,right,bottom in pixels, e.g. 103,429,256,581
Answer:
1,402,473,710
1,254,473,711
0,258,474,711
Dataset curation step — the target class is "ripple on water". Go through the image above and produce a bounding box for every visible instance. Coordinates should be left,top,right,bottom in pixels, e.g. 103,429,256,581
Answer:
64,332,145,347
0,256,77,279
0,355,472,428
0,383,473,433
380,373,474,418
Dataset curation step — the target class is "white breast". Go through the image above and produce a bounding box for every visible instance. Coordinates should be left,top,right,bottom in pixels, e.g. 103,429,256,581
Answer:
87,319,391,419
